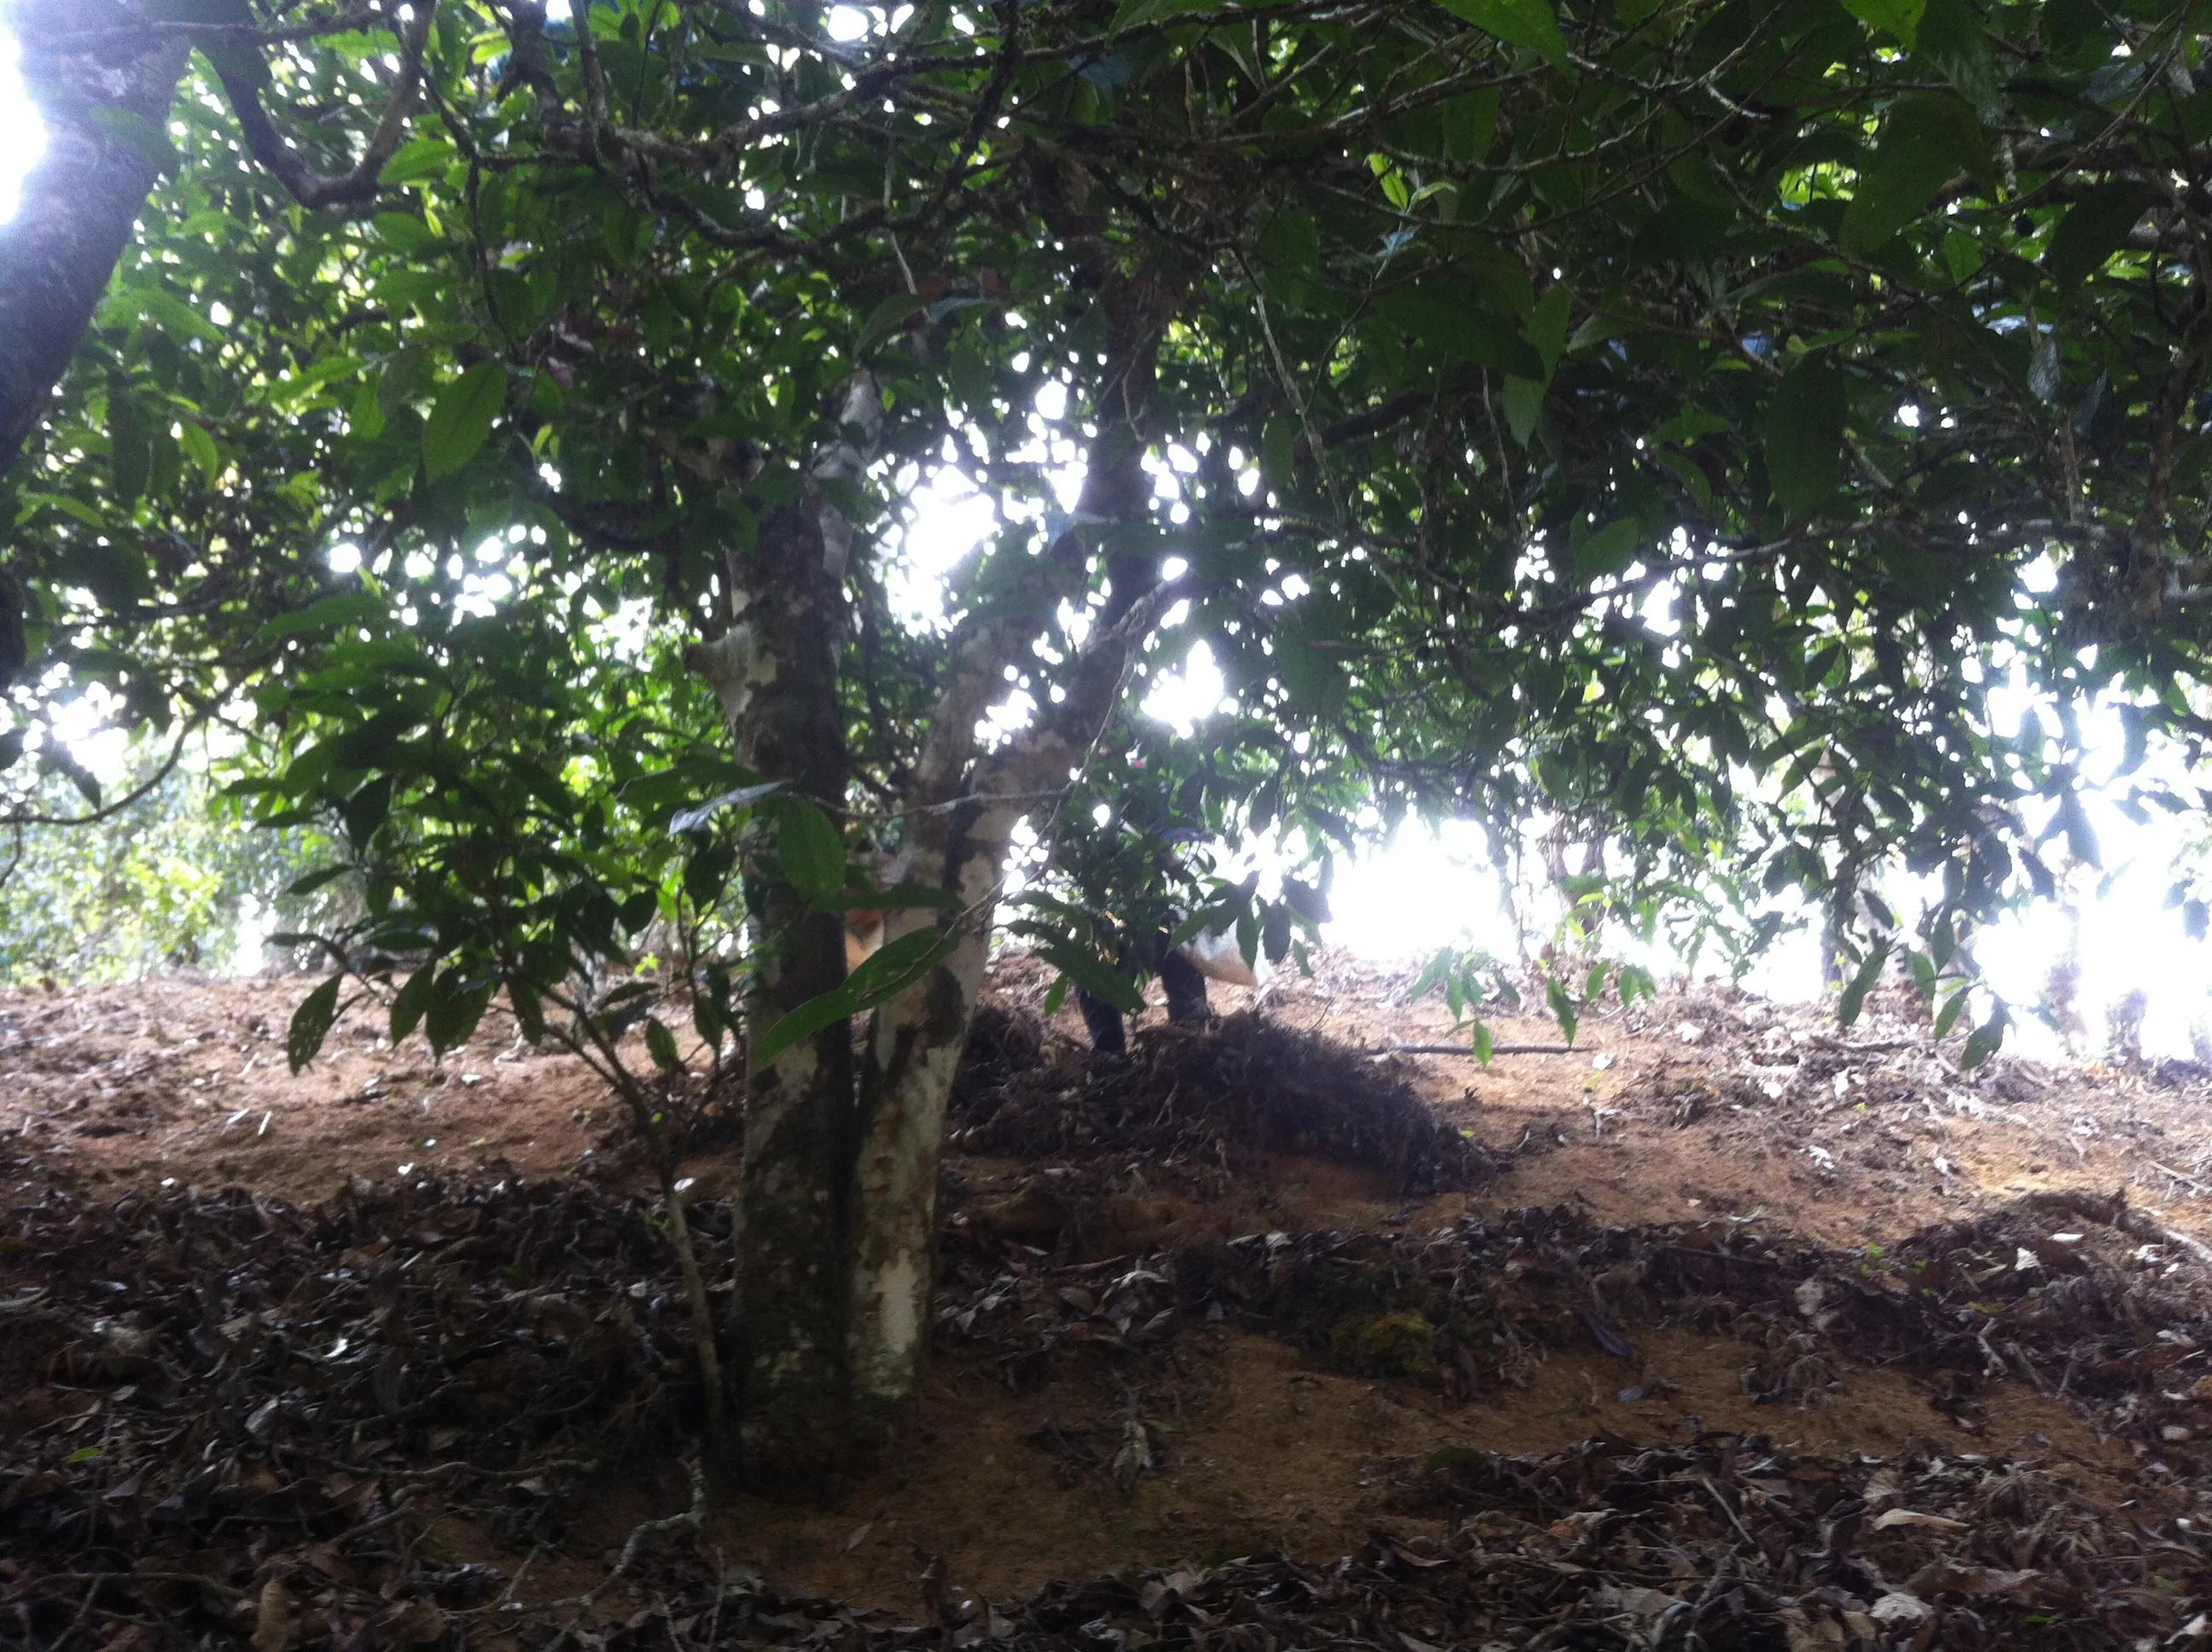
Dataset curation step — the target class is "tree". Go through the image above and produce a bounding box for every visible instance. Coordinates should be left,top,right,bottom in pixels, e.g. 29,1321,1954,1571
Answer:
9,0,2212,1478
0,735,340,981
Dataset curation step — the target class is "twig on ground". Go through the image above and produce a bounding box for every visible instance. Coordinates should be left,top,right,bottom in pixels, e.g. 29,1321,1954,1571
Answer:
528,1454,710,1645
2146,1159,2211,1195
1382,1041,1583,1056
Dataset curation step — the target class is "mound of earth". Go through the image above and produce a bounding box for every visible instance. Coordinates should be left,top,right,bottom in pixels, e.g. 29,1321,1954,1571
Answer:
948,1009,1490,1195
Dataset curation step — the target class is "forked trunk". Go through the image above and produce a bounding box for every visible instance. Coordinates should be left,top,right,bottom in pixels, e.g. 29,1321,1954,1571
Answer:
835,282,1179,1426
695,319,1173,1464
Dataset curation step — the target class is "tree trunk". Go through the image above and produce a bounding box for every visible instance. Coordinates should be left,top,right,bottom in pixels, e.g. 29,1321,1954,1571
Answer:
692,495,856,1487
844,790,1036,1416
841,314,1175,1421
0,0,189,474
692,288,1179,1461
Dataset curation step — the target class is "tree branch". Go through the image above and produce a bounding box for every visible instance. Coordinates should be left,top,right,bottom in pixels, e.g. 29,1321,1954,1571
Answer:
212,0,437,210
0,722,195,829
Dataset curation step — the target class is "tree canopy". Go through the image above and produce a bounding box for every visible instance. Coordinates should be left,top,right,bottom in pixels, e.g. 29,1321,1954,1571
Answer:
7,0,2212,1468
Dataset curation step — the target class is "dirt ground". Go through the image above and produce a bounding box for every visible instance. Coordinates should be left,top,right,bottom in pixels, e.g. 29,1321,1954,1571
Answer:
8,948,2212,1630
9,950,2209,1248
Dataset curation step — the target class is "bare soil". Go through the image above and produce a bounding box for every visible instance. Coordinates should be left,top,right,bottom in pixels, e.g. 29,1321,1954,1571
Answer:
13,957,2209,1248
8,950,2212,1643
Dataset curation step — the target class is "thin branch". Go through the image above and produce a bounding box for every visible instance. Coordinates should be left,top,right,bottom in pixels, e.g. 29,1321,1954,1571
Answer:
0,723,195,829
31,7,387,53
212,0,438,210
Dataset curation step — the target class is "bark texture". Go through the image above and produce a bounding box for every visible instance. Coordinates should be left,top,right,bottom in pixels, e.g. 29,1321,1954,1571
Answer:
842,270,1186,1418
694,494,856,1488
0,0,189,475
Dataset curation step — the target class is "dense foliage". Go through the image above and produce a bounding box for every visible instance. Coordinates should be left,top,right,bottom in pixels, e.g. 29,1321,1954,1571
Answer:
9,0,2212,1011
0,745,335,983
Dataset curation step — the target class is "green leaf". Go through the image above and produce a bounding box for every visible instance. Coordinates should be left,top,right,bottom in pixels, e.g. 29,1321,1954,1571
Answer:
1273,635,1348,718
375,212,442,255
690,992,725,1048
109,393,149,506
1256,206,1320,284
754,926,958,1067
510,979,546,1044
1544,976,1579,1045
644,1015,684,1074
1039,941,1145,1015
347,381,387,441
45,747,102,809
422,362,506,481
1836,0,1923,46
2057,789,2101,867
288,976,342,1073
282,864,352,901
1375,285,1547,377
379,343,429,419
1436,0,1569,68
1502,375,1544,445
341,776,393,846
256,587,385,646
669,779,783,835
1839,95,1988,256
178,420,219,482
854,291,927,358
751,990,863,1069
1470,1021,1494,1063
2044,181,2160,288
1109,0,1213,29
1761,361,1848,521
1261,416,1296,490
424,974,492,1054
773,799,845,905
389,965,439,1043
1941,230,1984,285
380,136,456,185
1932,986,1970,1038
1908,948,1937,993
1930,914,1958,969
845,923,955,998
1167,899,1242,952
1528,286,1571,378
1914,0,2000,116
1960,1002,2008,1068
137,289,226,346
1441,86,1500,165
1574,516,1641,580
1838,941,1889,1027
88,108,181,180
841,885,964,914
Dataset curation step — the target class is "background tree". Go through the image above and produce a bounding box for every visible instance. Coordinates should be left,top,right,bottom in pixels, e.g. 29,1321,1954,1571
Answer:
9,0,2212,1478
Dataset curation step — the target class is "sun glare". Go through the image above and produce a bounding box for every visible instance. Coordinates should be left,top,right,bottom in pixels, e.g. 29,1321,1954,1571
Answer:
0,29,49,224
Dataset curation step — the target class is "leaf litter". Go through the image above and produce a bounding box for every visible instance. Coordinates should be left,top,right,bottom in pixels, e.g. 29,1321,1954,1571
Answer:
9,964,2212,1644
